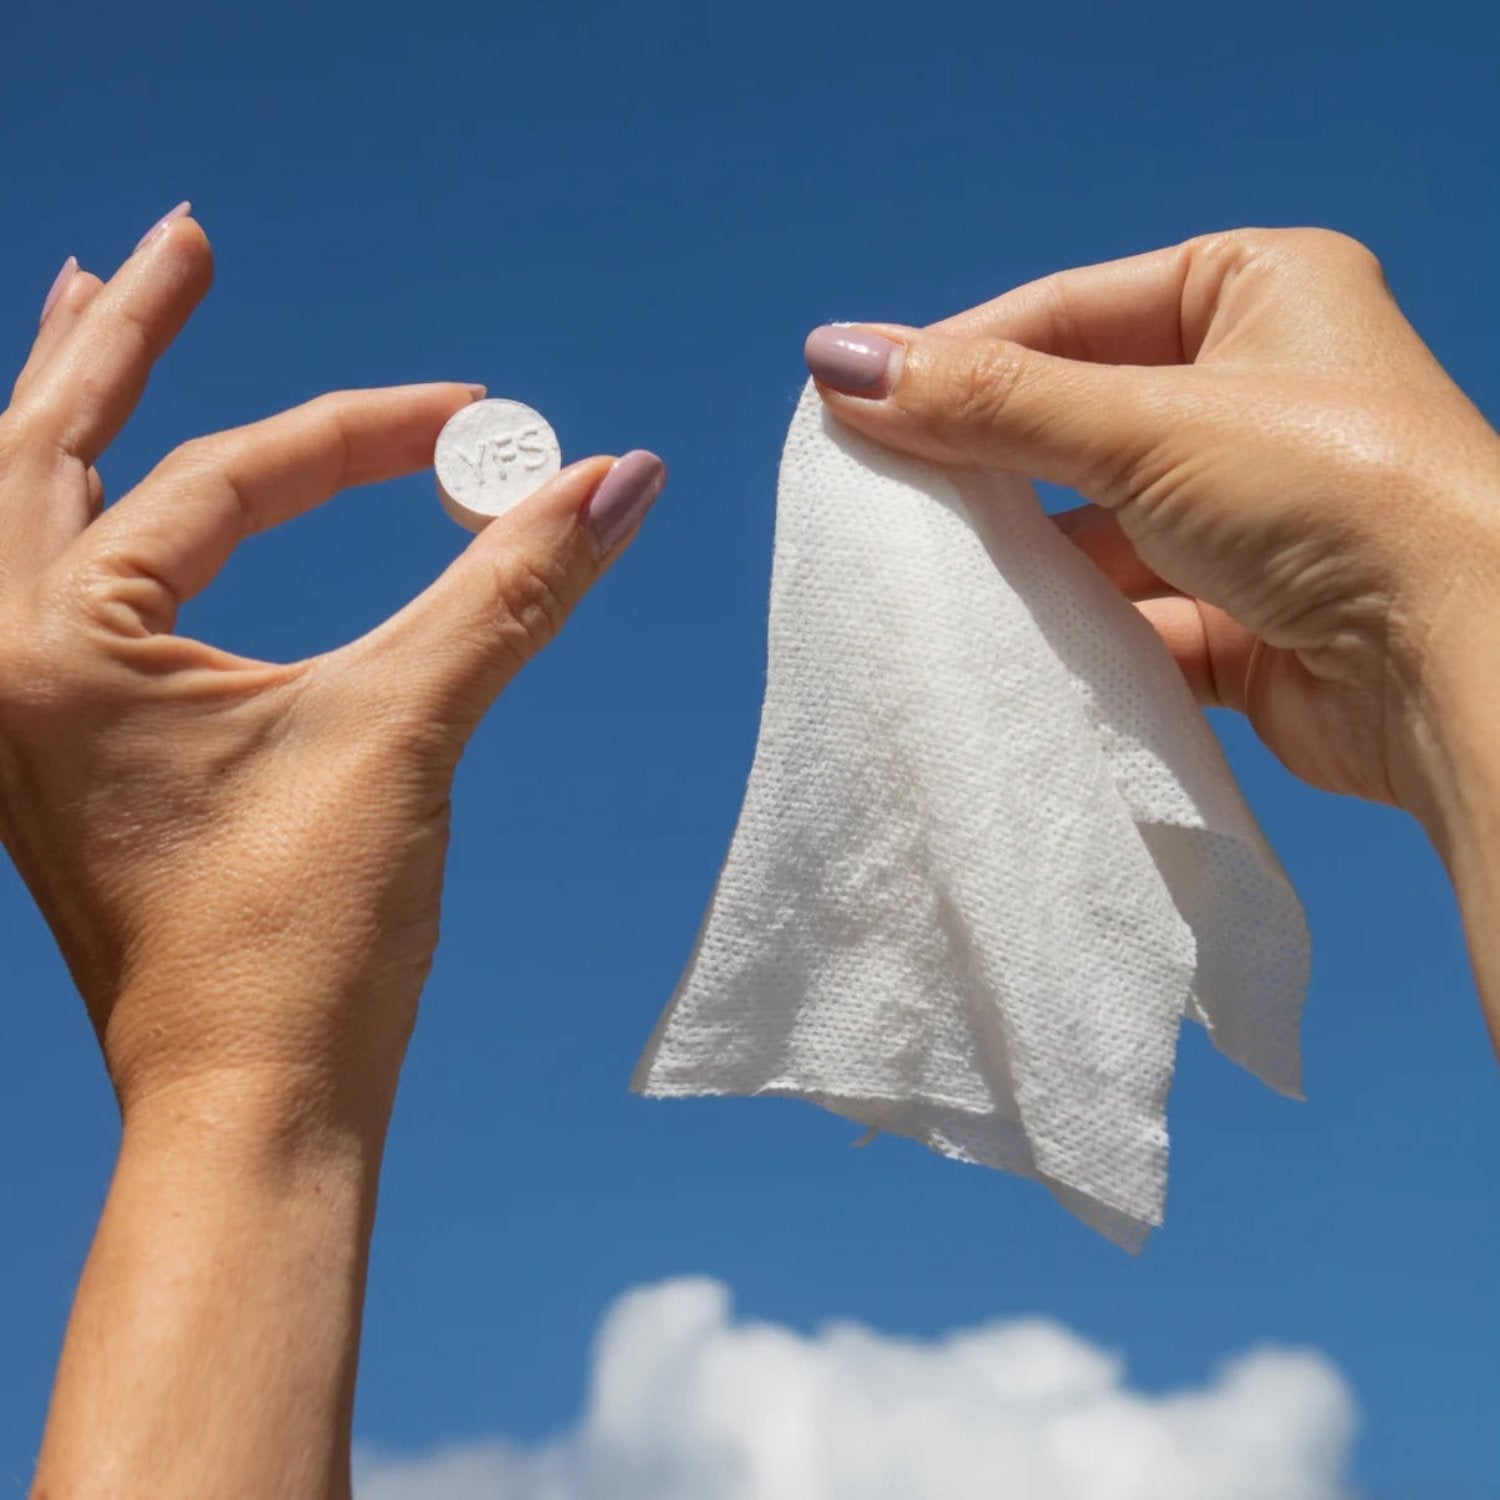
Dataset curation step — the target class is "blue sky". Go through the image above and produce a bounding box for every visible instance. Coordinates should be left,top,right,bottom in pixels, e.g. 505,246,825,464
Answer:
1,0,1497,1493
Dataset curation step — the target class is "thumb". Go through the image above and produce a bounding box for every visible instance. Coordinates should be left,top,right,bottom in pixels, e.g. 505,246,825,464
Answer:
337,450,666,737
804,323,1176,499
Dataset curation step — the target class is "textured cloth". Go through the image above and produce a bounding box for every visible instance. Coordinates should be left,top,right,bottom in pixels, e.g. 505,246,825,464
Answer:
633,383,1310,1249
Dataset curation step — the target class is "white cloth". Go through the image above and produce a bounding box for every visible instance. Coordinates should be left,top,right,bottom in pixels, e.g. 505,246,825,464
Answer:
633,383,1310,1249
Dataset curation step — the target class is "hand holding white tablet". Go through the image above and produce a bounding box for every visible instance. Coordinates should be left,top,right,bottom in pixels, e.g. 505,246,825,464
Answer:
3,206,668,1497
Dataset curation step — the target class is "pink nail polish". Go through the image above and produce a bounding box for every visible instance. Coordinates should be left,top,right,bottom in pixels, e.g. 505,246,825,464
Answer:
134,200,192,253
583,450,667,552
39,255,78,326
804,325,903,397
1051,506,1094,537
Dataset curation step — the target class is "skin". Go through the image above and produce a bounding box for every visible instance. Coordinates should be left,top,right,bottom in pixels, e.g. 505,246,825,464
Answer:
817,228,1500,1054
2,216,645,1497
4,222,1495,1496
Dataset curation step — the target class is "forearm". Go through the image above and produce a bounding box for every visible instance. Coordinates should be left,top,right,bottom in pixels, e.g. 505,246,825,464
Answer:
1407,622,1500,1056
33,1071,392,1500
1433,802,1500,1059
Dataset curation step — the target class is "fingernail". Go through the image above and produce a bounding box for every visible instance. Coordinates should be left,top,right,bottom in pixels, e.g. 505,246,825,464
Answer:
583,450,667,553
134,200,192,253
464,383,488,400
39,255,78,326
804,325,903,397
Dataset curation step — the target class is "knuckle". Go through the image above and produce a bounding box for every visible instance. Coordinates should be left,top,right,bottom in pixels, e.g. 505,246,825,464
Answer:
158,432,224,480
307,389,357,415
1180,226,1295,278
73,555,172,637
1036,277,1084,359
1298,227,1381,270
297,392,351,438
316,402,357,484
271,394,355,487
0,394,62,458
1184,227,1387,301
1258,226,1384,278
116,299,163,363
1184,226,1265,261
303,390,363,433
933,342,1029,436
154,433,253,532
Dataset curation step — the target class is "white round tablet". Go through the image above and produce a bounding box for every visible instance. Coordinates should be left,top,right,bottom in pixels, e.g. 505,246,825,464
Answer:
434,398,562,532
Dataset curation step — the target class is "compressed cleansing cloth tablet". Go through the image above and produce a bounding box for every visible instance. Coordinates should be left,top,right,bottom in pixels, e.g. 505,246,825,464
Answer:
434,398,561,532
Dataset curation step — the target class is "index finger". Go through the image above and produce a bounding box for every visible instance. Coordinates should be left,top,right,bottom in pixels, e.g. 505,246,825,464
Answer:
70,383,483,634
927,240,1206,365
929,228,1399,375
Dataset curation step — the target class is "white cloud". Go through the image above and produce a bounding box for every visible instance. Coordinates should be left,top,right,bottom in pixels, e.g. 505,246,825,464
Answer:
356,1278,1356,1500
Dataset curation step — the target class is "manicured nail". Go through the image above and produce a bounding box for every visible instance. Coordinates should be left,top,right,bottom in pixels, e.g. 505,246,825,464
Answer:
39,255,78,326
464,383,488,400
804,325,902,396
135,200,192,253
584,450,667,552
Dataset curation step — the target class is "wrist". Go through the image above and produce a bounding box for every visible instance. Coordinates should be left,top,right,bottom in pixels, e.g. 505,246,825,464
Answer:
102,954,415,1150
1395,600,1500,874
1389,584,1500,1055
117,1062,397,1183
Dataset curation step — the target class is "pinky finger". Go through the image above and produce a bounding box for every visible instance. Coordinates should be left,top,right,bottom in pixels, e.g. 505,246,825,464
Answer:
12,262,106,403
1053,503,1261,714
1053,503,1165,599
1134,592,1256,712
